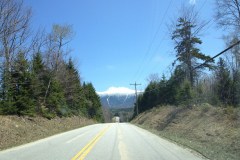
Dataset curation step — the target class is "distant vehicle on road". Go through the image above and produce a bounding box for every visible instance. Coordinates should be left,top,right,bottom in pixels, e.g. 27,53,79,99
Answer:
112,116,120,123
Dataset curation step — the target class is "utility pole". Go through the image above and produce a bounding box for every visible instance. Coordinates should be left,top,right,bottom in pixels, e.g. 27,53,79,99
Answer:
130,82,141,115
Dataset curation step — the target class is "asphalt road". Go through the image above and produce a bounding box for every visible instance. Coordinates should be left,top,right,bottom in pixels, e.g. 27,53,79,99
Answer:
0,123,204,160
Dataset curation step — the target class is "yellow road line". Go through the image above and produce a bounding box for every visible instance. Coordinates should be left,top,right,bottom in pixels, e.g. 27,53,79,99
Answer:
71,125,110,160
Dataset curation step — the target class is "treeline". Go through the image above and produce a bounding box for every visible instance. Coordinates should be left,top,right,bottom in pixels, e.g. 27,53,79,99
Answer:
0,0,103,121
134,1,240,116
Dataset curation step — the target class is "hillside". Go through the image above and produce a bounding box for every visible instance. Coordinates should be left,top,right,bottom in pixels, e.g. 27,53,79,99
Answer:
99,94,135,108
99,92,135,122
132,104,240,160
99,93,136,122
0,115,95,150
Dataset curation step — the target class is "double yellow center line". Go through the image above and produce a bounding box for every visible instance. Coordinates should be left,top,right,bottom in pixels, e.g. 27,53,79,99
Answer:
71,125,111,160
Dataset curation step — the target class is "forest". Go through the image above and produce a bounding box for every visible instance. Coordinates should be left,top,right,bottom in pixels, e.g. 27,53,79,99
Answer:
0,0,103,121
134,1,240,116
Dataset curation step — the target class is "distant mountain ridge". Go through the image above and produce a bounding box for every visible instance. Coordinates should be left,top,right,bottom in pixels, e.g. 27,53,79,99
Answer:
97,87,135,96
97,87,142,109
98,94,135,109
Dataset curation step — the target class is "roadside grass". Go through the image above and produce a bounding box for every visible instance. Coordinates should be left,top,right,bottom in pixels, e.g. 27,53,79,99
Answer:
0,115,95,150
158,130,238,160
132,104,240,160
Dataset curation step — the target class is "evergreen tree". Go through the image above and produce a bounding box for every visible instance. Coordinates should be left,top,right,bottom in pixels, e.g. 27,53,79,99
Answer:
215,58,232,104
139,81,159,113
231,70,240,107
172,17,212,86
31,52,46,113
64,58,83,114
157,74,169,105
46,78,68,117
11,53,34,116
82,83,103,121
165,66,186,105
0,69,16,114
176,79,194,105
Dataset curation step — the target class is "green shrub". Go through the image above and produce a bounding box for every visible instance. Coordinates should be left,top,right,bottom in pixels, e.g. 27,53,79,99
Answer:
224,106,239,120
201,103,211,113
42,111,56,120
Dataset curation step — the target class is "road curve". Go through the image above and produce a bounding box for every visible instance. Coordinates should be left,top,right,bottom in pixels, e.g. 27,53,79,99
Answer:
0,123,204,160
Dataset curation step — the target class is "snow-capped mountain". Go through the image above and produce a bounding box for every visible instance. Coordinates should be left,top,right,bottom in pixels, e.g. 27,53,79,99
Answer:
97,87,138,108
97,87,135,96
99,94,135,108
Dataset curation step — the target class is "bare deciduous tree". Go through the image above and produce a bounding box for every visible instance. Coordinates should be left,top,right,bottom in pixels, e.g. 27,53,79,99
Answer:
0,0,31,102
43,24,74,105
215,0,240,107
224,35,240,71
146,73,160,83
215,0,240,70
215,0,240,32
0,0,31,70
46,24,74,72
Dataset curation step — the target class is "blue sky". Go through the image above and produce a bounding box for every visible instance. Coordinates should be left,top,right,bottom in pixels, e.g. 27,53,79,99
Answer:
25,0,225,92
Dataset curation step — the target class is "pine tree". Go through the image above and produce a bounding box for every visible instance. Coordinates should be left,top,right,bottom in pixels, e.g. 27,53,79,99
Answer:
172,17,213,86
176,79,194,105
157,74,167,105
165,66,185,105
82,83,103,121
64,58,83,114
215,58,232,104
231,70,240,107
11,52,34,116
31,52,46,113
46,78,68,117
0,69,16,114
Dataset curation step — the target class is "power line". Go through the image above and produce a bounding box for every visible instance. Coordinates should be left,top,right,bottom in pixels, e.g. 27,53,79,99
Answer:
137,1,208,82
130,82,141,115
197,0,207,14
137,0,211,89
193,40,240,71
142,40,240,93
132,0,173,82
138,33,169,81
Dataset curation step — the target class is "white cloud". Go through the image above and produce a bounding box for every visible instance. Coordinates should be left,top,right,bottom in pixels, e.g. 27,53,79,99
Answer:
189,0,196,5
97,87,141,96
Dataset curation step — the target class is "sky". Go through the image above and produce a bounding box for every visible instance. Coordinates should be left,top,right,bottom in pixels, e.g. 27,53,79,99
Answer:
24,0,225,93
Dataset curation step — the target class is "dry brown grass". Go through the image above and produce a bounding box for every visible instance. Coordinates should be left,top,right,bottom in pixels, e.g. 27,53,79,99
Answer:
132,104,240,160
0,115,95,150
